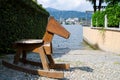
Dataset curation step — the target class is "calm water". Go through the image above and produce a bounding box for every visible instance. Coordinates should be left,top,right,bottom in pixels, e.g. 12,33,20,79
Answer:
52,25,86,52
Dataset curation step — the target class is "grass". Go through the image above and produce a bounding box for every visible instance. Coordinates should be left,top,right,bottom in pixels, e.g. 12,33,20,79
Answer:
56,59,68,62
114,61,120,65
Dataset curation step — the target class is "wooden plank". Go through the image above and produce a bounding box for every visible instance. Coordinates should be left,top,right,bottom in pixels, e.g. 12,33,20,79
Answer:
38,47,49,70
2,60,64,79
42,31,54,44
21,50,27,64
13,49,22,64
43,43,52,55
47,16,70,39
47,55,55,64
19,58,70,70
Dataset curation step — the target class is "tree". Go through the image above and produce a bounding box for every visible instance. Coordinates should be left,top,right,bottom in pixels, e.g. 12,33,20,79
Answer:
87,0,97,12
32,0,37,3
105,0,120,6
98,0,104,11
87,0,106,12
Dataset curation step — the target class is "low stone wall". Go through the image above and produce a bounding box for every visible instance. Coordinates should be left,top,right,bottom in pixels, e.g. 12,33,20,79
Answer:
83,27,120,54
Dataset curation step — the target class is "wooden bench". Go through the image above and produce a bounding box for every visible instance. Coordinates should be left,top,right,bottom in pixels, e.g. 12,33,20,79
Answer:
2,16,70,79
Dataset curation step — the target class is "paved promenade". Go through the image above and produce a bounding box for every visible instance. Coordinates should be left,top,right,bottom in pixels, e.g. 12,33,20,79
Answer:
0,49,120,80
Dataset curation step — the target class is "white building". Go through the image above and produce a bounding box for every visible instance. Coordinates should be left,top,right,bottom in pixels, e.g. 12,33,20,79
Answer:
65,18,80,25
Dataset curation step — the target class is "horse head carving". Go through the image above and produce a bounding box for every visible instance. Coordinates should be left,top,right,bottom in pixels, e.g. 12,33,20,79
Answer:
43,16,70,43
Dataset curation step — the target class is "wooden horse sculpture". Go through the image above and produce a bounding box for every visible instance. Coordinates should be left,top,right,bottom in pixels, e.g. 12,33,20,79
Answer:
2,16,70,79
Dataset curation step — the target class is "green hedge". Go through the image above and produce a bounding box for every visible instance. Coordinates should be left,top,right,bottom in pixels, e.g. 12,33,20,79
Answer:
92,11,105,27
0,0,49,54
92,4,120,27
92,11,97,27
105,4,120,27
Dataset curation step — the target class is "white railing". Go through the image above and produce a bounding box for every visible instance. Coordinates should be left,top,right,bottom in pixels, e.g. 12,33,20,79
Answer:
105,14,107,28
119,22,120,28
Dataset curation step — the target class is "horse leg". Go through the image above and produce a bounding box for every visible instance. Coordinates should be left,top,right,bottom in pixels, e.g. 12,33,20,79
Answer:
38,47,49,70
13,49,22,64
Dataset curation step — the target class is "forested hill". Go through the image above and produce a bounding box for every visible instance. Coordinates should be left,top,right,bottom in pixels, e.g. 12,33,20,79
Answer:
46,7,92,20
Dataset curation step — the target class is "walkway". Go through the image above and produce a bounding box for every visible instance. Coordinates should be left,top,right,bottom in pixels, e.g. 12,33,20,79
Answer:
0,49,120,80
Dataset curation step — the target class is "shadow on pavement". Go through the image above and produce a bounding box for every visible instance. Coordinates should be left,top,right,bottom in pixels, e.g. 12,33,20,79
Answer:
70,66,94,72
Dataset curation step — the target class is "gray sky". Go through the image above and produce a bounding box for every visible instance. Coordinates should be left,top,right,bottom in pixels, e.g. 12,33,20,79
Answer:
37,0,94,12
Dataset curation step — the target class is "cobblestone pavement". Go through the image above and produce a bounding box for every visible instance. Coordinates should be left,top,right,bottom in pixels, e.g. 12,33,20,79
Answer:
0,50,120,80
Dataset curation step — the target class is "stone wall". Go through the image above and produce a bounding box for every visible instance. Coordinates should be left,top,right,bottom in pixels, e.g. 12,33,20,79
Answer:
83,27,120,54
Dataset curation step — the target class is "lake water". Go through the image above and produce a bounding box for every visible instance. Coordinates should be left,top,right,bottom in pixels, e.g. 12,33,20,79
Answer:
52,25,88,53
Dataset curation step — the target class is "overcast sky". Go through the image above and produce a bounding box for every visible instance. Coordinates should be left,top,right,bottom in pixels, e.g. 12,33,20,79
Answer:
37,0,94,12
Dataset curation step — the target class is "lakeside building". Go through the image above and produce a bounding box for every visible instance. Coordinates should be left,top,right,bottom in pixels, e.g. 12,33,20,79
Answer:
59,17,81,25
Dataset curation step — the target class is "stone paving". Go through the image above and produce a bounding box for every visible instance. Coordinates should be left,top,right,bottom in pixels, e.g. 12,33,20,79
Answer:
0,50,120,80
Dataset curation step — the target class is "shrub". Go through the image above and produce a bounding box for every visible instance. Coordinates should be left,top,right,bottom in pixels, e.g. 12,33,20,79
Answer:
92,12,97,27
92,11,105,27
97,11,105,27
92,4,120,28
0,0,49,54
105,4,120,27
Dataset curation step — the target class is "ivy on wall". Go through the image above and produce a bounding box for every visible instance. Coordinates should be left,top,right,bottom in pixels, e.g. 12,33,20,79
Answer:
0,0,49,54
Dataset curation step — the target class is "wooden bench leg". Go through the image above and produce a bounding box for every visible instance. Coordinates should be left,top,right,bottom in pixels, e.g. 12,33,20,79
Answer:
47,55,55,64
22,50,27,64
38,47,49,70
13,49,22,64
47,55,70,70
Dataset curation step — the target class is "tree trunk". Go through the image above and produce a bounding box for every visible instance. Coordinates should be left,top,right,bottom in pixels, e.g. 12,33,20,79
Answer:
98,0,102,11
112,0,115,5
93,0,96,12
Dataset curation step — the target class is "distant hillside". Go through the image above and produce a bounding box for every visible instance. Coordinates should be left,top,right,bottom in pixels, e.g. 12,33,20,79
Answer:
46,7,92,20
